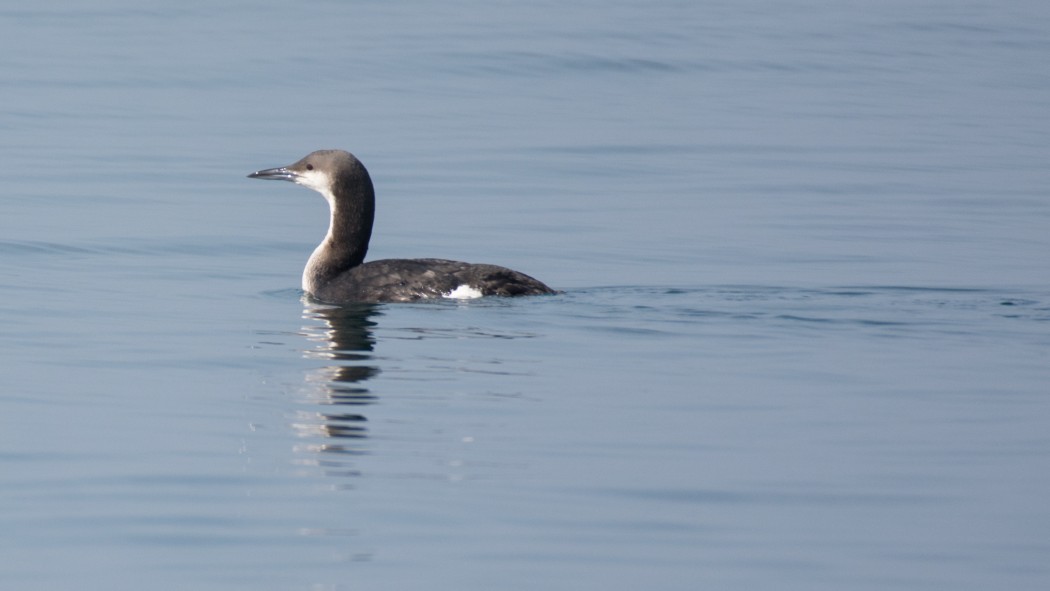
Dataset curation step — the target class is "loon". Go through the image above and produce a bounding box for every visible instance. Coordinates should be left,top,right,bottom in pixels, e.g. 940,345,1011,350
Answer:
248,149,555,304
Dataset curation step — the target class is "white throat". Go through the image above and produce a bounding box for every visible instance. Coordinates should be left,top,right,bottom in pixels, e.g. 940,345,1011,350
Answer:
300,174,337,294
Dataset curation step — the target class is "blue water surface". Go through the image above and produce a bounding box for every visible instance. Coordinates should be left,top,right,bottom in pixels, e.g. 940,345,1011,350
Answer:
2,1,1050,589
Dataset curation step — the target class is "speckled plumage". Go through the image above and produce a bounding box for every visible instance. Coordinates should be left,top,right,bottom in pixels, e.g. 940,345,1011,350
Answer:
249,150,555,304
311,258,553,303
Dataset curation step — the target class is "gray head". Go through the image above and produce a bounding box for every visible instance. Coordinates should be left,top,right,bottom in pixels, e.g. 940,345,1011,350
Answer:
247,149,372,204
248,149,377,277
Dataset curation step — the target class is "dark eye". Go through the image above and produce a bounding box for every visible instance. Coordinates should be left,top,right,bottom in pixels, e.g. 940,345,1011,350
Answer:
306,164,314,171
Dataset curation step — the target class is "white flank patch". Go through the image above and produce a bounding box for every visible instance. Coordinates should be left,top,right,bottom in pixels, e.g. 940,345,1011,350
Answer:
444,284,484,299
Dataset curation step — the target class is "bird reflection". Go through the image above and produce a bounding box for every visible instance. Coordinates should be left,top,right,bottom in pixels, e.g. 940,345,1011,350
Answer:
294,302,382,475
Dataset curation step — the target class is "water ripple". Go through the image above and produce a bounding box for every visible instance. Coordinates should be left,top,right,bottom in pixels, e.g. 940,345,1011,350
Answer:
554,284,1050,342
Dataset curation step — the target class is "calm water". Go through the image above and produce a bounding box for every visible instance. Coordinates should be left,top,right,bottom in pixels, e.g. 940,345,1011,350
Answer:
3,1,1050,589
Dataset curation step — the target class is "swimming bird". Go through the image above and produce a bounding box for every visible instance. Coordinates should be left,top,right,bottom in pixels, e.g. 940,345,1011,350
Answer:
248,149,555,303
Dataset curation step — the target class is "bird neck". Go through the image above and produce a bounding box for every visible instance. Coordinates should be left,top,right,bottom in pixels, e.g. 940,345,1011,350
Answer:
303,178,375,293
